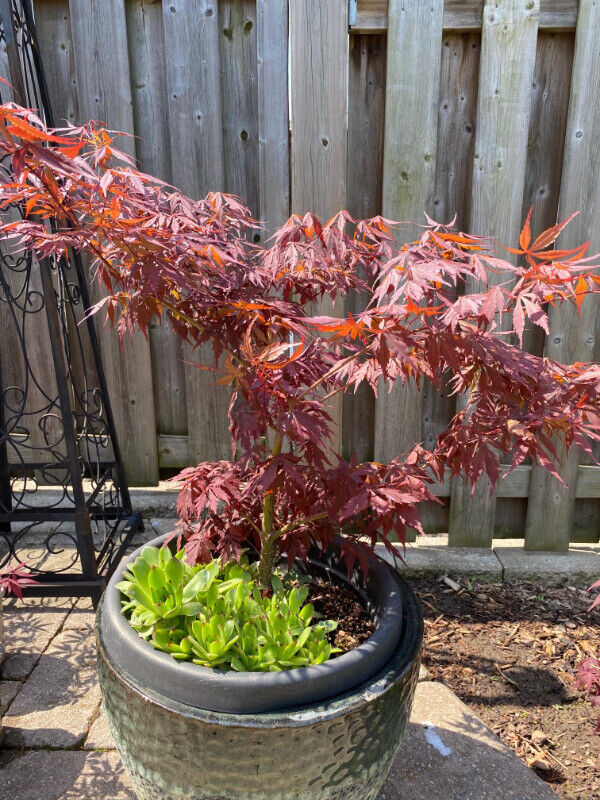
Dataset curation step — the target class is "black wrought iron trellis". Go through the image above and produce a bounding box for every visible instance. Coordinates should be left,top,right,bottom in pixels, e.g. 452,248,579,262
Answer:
0,0,143,606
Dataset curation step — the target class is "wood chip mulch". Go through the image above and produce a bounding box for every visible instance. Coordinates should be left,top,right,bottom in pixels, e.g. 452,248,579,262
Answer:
413,576,600,800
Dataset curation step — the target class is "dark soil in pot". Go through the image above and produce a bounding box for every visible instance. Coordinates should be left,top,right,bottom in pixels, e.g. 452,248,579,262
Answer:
308,578,375,652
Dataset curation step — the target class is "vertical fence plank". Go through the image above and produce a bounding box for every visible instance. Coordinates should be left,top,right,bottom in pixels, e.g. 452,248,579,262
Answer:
220,0,259,216
374,0,444,468
33,0,79,126
69,0,159,484
162,0,230,463
493,30,574,539
256,0,289,237
432,32,480,233
126,0,187,438
420,30,481,533
522,31,574,357
525,0,600,550
289,0,348,453
34,0,95,458
448,0,539,546
344,33,386,462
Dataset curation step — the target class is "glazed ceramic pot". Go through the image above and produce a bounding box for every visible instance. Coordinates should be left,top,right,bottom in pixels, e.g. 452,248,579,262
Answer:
96,534,423,800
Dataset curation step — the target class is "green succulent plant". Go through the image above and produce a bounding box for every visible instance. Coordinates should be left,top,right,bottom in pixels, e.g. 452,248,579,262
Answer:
118,545,340,671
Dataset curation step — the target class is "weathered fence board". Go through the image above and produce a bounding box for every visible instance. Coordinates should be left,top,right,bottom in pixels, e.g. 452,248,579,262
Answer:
35,0,97,421
256,0,289,236
419,30,481,534
34,0,79,126
374,0,444,475
126,0,188,438
289,0,348,453
522,31,574,357
353,0,578,32
448,0,540,546
433,31,480,232
69,0,159,484
525,0,600,550
343,33,386,463
221,1,259,215
162,0,231,462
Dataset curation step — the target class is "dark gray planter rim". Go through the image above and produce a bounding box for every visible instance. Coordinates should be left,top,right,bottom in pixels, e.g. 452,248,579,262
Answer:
99,533,411,714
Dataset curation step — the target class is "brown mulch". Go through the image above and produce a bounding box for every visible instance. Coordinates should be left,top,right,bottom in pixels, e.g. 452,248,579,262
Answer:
309,579,375,652
412,576,600,800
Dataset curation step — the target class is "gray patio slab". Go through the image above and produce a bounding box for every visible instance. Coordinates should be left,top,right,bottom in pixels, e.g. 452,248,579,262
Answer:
495,540,600,586
0,749,135,800
127,485,179,518
2,624,101,748
0,679,22,712
62,597,96,632
1,596,74,680
83,705,115,751
375,541,503,581
381,681,558,800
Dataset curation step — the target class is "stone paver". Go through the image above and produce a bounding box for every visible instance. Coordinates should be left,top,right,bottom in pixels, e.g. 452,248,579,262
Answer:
129,487,178,518
84,705,115,750
62,597,96,632
1,596,73,680
376,541,503,581
495,541,600,586
381,681,558,800
2,624,101,748
0,679,22,712
0,749,135,800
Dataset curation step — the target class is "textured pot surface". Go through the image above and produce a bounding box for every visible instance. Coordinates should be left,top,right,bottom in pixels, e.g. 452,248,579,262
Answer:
97,540,423,800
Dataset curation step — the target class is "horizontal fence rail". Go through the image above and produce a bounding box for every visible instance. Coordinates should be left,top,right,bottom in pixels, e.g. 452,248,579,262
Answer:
2,0,598,550
351,0,579,32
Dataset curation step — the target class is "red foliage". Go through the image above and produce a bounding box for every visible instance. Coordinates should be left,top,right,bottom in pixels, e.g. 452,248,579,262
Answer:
576,580,600,734
0,564,36,600
1,103,600,582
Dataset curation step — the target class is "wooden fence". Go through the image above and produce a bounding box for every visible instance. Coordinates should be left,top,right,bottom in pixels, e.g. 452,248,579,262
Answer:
5,0,600,549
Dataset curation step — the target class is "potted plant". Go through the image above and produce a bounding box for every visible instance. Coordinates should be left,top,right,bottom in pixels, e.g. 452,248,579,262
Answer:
2,104,600,799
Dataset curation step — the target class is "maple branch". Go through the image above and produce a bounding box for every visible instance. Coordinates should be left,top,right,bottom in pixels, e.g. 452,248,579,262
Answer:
296,348,367,402
239,512,262,538
272,512,329,540
259,431,283,586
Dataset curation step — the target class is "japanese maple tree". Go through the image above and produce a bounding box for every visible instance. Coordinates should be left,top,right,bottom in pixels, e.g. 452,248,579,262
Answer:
1,102,600,587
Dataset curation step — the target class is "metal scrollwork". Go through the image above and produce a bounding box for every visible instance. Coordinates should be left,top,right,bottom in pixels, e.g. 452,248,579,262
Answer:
0,0,143,605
